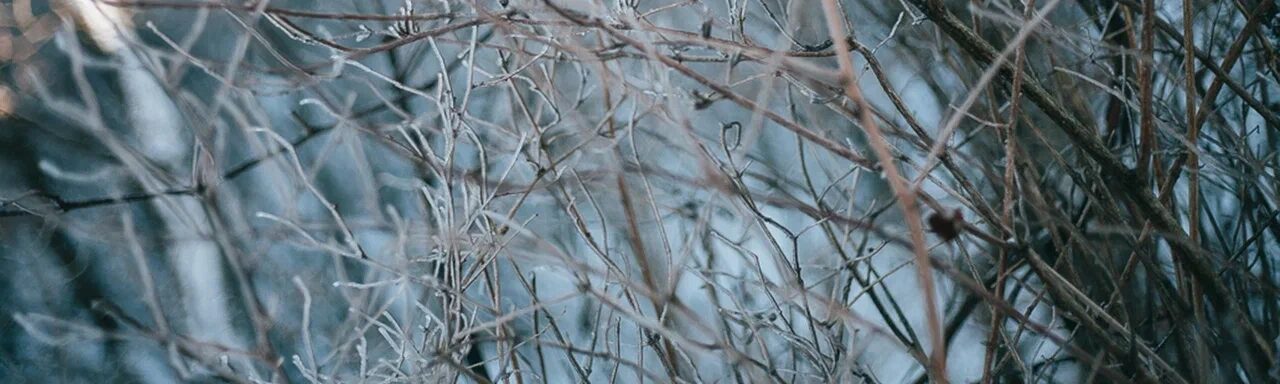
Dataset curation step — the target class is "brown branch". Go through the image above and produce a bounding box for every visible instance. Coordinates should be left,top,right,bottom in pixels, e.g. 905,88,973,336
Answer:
816,0,946,381
905,0,1274,374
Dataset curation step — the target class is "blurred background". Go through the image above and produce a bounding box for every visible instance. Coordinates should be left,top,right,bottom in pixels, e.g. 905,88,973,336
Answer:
1,0,1277,382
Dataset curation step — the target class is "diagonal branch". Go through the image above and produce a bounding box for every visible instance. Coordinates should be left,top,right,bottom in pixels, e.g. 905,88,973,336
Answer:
905,0,1274,370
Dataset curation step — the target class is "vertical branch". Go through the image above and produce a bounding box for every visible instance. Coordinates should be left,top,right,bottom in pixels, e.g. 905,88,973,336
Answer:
1177,7,1211,379
984,1,1034,381
1137,0,1155,183
816,0,946,381
1181,0,1199,246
